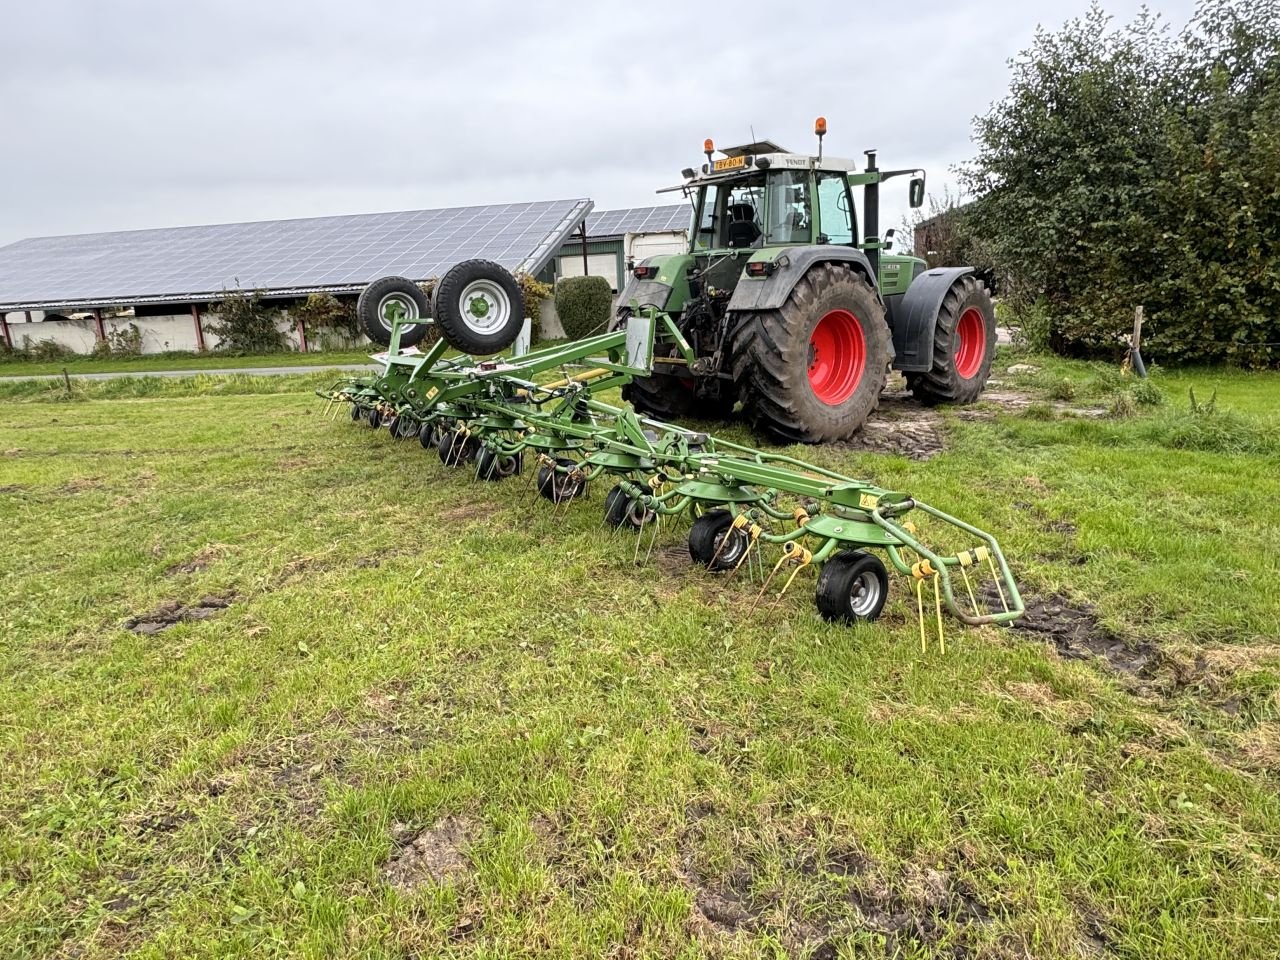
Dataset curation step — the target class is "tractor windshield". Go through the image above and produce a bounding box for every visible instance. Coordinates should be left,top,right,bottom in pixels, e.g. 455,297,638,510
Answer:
693,169,814,250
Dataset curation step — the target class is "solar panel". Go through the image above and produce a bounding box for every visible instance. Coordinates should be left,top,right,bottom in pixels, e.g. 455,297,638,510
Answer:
586,205,690,238
0,198,593,311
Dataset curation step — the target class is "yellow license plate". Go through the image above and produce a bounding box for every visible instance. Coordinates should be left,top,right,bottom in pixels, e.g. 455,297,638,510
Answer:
712,155,746,172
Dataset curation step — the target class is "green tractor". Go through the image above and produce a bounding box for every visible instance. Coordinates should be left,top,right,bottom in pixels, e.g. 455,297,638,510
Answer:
617,118,997,443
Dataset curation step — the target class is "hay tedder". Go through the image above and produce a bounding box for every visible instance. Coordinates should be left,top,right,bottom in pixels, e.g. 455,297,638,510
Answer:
318,249,1024,636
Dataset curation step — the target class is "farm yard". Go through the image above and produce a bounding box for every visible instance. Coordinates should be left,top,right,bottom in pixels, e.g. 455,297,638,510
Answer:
2,350,1278,959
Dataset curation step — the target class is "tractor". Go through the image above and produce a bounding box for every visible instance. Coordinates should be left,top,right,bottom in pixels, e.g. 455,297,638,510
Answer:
616,118,997,443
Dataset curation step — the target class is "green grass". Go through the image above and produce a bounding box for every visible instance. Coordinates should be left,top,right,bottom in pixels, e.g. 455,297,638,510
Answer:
2,352,1279,958
0,349,374,378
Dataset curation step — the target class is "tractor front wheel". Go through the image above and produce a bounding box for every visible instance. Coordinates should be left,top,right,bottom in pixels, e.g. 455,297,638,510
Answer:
906,276,996,405
731,263,891,443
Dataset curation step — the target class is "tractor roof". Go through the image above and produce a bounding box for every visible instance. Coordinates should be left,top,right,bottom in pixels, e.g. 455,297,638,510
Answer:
657,151,861,194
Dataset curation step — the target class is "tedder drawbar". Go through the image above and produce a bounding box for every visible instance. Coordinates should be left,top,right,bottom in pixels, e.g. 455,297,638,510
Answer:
319,257,1024,641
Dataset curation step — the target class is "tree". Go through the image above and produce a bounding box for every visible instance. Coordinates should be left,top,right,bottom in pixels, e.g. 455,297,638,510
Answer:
961,0,1280,366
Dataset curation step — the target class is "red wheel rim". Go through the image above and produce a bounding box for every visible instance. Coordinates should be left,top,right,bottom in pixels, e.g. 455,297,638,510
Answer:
955,308,986,380
807,309,866,405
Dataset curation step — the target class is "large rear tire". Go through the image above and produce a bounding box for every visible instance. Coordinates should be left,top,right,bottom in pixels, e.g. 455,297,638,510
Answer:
431,259,525,355
356,277,431,348
905,276,996,405
731,263,891,443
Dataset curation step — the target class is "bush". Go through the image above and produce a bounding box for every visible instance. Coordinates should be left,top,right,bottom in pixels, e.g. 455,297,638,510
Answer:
293,293,357,342
24,337,78,361
206,286,286,353
554,276,613,341
515,272,554,339
962,0,1280,367
92,322,144,358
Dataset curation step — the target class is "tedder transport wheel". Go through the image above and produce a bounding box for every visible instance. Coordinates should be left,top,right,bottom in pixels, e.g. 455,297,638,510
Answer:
688,509,749,571
731,263,891,443
432,259,525,355
350,404,364,422
366,407,382,429
357,276,432,348
419,422,442,450
815,550,889,623
537,458,587,504
906,275,997,405
476,447,522,481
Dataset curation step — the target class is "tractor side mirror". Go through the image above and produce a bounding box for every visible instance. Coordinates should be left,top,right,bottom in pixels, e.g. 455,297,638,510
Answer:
883,227,895,252
909,176,925,208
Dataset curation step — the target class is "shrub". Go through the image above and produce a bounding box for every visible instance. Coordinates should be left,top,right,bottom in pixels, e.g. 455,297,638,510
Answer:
206,286,286,353
554,276,613,341
93,322,144,358
24,337,77,361
516,272,554,339
293,293,357,341
1129,378,1165,407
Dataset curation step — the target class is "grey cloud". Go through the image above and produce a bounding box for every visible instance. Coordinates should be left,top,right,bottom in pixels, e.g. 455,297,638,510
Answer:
1,0,1197,245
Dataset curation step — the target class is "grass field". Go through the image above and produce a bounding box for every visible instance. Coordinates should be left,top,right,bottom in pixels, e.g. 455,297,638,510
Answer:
2,351,1278,959
0,350,374,378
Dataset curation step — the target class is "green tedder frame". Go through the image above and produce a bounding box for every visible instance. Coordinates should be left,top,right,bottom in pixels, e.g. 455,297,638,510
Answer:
319,303,1024,634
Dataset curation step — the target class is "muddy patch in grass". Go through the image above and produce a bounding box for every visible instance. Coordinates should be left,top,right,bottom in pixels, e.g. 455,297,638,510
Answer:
124,595,233,634
437,500,491,523
383,816,477,892
991,588,1158,676
837,393,946,460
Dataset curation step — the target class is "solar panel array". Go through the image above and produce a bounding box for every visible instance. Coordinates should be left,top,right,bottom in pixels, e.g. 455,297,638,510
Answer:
0,199,593,311
587,205,690,238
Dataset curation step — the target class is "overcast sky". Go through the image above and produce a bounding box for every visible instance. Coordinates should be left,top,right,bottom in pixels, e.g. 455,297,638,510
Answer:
1,0,1198,248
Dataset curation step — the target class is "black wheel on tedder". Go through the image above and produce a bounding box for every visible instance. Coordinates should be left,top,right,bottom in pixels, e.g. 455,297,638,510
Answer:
357,276,432,348
688,509,749,571
366,407,382,429
731,263,892,443
438,429,480,466
350,404,364,422
389,415,418,440
604,484,655,529
537,457,587,504
476,447,523,481
906,276,997,405
419,422,442,450
815,550,889,623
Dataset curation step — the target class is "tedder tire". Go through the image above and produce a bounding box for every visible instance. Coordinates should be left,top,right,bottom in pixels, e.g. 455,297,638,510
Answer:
476,447,522,481
350,404,363,422
604,484,655,529
438,429,480,466
815,550,888,623
688,509,749,571
536,457,587,504
389,415,418,440
419,422,441,450
731,263,891,443
432,259,525,355
357,276,431,348
366,407,382,429
906,275,997,405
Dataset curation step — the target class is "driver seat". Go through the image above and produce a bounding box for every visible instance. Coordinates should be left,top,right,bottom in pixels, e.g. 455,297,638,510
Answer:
726,203,761,248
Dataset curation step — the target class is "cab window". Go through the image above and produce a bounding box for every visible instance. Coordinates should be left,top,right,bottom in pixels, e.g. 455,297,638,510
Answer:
763,170,811,245
817,173,854,245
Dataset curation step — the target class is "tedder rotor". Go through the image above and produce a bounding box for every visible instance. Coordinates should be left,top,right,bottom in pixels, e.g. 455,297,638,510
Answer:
319,256,1024,637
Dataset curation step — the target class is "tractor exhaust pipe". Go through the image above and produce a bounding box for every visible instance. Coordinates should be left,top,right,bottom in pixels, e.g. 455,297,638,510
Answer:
863,149,880,280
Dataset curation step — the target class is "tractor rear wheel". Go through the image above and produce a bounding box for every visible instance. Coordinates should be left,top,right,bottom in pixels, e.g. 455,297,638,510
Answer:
905,276,996,405
731,263,891,443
